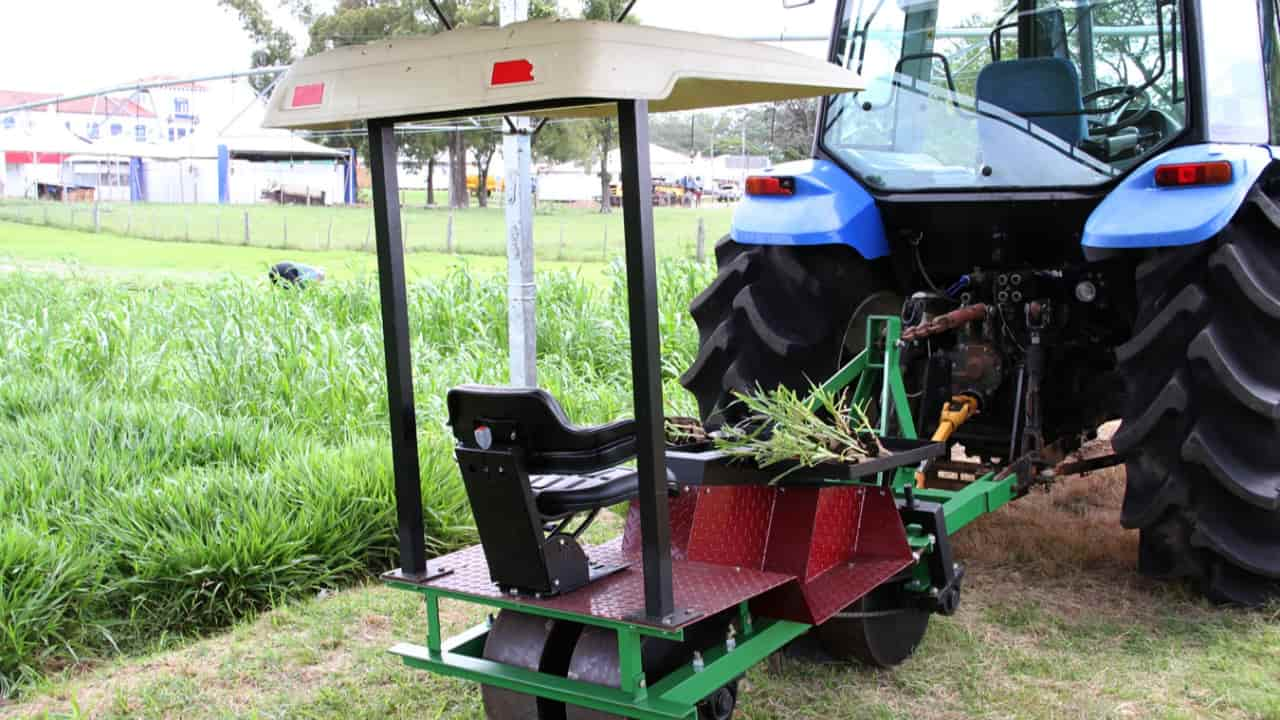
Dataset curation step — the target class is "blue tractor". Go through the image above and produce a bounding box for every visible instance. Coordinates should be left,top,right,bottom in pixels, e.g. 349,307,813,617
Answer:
682,0,1280,605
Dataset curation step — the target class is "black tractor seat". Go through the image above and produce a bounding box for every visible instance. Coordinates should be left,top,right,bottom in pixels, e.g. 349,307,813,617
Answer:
448,384,636,473
447,384,674,596
531,466,677,520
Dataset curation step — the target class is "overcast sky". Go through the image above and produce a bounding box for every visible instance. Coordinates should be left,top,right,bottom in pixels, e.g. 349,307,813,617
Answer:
0,1,836,94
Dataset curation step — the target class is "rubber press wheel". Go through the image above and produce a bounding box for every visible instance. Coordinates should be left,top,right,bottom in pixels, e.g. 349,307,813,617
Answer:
816,584,930,668
562,626,739,720
481,610,582,720
1113,186,1280,606
680,237,890,428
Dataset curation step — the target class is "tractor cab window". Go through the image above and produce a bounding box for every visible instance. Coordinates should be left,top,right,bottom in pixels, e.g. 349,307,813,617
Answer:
821,0,1186,191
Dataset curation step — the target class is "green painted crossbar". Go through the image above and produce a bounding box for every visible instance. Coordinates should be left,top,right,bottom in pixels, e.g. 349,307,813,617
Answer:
390,616,809,720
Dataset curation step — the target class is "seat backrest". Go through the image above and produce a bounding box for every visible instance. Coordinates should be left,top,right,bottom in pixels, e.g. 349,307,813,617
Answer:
447,384,636,473
975,58,1087,146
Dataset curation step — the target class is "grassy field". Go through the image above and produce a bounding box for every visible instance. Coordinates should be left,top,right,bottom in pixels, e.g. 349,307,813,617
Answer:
0,228,1277,717
3,474,1277,719
0,199,732,263
0,222,600,283
0,257,711,697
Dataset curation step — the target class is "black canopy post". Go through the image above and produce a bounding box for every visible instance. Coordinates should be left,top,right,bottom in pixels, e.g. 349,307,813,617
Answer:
616,99,675,621
368,118,428,577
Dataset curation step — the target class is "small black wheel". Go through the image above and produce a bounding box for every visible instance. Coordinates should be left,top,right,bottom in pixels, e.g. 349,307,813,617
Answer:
816,585,930,668
697,680,739,720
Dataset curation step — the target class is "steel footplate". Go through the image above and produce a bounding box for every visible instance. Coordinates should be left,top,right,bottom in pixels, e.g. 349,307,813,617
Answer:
385,539,794,632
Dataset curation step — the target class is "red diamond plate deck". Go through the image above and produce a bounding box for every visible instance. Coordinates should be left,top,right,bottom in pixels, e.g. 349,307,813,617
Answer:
685,485,775,568
412,538,794,631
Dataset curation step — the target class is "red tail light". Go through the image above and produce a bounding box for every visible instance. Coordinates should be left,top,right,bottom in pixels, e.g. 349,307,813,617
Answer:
1154,161,1233,188
745,176,795,196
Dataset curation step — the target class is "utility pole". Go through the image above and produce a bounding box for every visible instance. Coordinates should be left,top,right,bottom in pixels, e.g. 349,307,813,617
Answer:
501,0,537,387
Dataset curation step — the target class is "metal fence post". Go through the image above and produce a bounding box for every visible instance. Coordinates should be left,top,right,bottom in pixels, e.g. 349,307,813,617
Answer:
327,218,334,249
93,200,100,233
446,209,454,253
243,210,251,245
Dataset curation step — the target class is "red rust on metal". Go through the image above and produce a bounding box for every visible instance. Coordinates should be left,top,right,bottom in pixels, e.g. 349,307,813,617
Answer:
900,303,989,343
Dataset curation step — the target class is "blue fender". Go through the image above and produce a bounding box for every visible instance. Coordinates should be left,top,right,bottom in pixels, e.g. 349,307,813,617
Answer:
731,159,889,259
1083,144,1276,250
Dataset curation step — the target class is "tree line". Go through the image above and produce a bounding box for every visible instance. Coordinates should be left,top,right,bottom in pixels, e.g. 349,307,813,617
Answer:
220,0,816,211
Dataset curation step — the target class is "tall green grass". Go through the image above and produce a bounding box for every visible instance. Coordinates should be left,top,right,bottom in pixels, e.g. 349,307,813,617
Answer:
0,260,711,695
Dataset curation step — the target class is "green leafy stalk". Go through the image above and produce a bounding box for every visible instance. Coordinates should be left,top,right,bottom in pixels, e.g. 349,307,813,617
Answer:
714,384,885,482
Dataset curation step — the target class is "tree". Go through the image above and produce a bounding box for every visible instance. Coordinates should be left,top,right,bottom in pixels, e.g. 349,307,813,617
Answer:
468,128,501,207
448,129,469,209
401,132,448,206
579,0,634,212
217,0,297,92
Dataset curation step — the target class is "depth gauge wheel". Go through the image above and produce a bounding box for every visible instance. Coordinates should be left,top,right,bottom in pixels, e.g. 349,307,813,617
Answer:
1114,187,1280,605
816,584,930,668
680,237,891,427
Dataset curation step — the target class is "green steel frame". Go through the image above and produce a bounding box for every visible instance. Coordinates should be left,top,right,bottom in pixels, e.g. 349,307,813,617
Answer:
810,316,1021,533
388,578,807,720
386,314,1026,718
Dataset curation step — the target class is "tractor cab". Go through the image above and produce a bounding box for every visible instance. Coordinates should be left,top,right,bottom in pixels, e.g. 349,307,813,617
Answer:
822,0,1189,189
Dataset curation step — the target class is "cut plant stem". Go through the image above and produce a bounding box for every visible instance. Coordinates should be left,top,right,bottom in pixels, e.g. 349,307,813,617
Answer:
715,384,885,482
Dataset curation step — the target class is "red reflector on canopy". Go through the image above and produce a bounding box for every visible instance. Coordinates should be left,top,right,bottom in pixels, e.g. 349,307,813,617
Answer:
491,59,535,86
1154,161,1233,188
291,83,325,108
745,176,795,196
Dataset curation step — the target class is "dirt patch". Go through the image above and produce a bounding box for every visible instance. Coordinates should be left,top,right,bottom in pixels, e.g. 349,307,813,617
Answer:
954,428,1138,581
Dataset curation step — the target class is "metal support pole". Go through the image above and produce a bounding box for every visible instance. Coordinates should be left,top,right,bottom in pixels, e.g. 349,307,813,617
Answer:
617,99,674,621
1076,0,1098,96
368,119,427,577
501,0,537,388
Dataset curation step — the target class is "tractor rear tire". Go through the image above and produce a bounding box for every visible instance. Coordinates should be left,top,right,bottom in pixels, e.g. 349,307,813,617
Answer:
1114,187,1280,606
680,237,888,427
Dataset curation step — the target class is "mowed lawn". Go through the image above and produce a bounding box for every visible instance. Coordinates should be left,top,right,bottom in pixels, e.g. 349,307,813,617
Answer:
0,200,733,263
0,227,1277,719
0,221,599,282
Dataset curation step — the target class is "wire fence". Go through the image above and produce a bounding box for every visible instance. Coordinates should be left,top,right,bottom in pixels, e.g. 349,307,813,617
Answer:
0,199,723,263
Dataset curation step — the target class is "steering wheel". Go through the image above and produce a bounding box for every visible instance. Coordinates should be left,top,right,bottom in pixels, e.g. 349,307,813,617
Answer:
1082,85,1152,135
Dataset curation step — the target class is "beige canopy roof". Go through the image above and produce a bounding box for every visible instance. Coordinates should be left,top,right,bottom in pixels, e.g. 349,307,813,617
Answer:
262,19,863,130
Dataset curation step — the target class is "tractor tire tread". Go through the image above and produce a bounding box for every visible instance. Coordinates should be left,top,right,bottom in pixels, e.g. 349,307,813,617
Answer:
681,238,880,426
1119,187,1280,605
